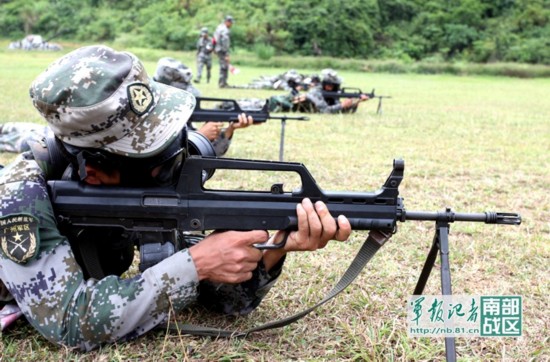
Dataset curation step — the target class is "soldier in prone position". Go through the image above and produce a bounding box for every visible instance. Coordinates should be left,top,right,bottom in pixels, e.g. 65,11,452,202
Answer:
153,57,254,157
0,45,356,350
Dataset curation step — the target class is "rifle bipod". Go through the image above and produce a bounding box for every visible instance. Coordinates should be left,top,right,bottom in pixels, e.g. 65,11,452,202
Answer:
413,220,457,362
278,117,288,161
278,115,308,161
375,96,392,115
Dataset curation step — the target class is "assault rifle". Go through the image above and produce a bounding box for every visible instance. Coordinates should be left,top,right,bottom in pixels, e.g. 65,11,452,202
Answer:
189,97,309,161
287,79,313,96
47,158,520,361
322,87,392,114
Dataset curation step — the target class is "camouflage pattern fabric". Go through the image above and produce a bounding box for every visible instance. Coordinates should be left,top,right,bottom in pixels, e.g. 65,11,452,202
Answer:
7,34,62,51
304,85,345,114
185,121,232,157
0,45,284,350
267,94,295,113
214,21,231,87
0,122,48,153
153,57,232,156
153,58,201,98
320,68,343,86
196,34,213,83
237,70,319,93
30,46,194,158
1,154,197,349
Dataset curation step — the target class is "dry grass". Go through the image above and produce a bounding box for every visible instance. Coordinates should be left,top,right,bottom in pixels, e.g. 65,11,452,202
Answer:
0,45,548,361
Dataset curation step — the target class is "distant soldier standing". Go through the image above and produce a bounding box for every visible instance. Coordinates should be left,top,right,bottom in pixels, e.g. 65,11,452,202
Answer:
195,27,213,84
213,15,233,88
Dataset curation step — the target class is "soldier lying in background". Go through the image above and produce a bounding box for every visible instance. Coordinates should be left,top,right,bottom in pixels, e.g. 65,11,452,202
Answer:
0,122,49,153
268,69,369,114
236,69,318,92
7,34,62,51
153,57,256,156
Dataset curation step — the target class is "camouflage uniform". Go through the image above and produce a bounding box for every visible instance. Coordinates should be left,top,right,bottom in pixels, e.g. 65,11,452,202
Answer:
153,57,201,97
195,28,213,84
240,71,296,91
302,69,346,114
214,16,233,88
0,45,284,349
153,57,232,156
0,122,48,153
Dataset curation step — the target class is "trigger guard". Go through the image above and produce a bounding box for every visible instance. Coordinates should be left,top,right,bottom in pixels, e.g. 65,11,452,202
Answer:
253,231,289,250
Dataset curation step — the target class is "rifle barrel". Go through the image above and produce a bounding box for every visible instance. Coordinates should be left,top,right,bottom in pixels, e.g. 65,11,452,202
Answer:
403,210,521,225
269,115,309,121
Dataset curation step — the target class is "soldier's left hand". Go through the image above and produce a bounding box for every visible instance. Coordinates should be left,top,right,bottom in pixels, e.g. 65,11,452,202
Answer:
273,198,351,252
229,113,254,129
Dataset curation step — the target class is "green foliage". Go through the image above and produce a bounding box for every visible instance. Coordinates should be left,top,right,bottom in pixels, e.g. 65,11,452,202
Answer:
0,0,549,65
253,43,275,60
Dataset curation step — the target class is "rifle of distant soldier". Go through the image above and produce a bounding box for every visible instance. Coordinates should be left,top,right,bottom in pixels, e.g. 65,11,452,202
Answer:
322,87,392,114
189,97,309,161
189,97,308,123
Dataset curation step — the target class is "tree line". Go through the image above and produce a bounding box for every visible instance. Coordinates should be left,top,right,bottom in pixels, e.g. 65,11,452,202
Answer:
0,0,548,64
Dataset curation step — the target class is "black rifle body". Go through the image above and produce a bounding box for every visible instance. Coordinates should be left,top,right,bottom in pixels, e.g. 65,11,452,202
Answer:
48,158,520,249
322,87,392,101
47,157,521,361
322,87,375,100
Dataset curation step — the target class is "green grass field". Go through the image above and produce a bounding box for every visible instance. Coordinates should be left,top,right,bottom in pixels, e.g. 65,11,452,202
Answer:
0,44,548,361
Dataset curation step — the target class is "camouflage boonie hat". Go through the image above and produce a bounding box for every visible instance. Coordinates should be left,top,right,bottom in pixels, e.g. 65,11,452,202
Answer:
321,68,342,85
154,57,193,86
200,27,208,34
283,69,301,83
29,45,195,158
225,15,234,22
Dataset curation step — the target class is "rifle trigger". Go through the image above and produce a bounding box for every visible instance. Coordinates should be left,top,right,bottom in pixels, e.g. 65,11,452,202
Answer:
254,231,289,250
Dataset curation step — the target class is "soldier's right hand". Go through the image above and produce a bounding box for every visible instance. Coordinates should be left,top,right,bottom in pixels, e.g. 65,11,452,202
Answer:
293,94,307,103
341,98,355,109
198,122,223,141
189,230,267,283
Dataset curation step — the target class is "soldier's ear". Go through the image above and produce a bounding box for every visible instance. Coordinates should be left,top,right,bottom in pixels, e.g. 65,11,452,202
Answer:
82,165,101,185
82,164,119,185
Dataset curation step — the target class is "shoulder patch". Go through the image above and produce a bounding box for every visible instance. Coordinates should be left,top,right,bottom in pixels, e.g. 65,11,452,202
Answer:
0,214,40,264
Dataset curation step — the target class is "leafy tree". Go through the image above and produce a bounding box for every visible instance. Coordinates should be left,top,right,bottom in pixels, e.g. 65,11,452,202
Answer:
0,0,548,64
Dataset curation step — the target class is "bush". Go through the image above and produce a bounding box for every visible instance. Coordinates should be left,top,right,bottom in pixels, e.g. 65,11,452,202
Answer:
505,38,550,65
253,43,275,60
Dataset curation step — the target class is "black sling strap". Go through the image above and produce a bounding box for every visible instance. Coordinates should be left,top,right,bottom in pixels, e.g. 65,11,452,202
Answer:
162,234,387,338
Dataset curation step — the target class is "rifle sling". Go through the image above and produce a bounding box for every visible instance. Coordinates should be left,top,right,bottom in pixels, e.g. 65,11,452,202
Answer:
160,235,383,338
